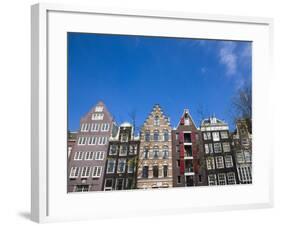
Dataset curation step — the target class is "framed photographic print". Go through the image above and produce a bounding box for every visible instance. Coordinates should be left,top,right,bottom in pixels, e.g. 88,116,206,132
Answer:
31,3,274,223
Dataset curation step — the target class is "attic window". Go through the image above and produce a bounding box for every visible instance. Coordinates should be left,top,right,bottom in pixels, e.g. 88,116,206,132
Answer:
184,117,190,126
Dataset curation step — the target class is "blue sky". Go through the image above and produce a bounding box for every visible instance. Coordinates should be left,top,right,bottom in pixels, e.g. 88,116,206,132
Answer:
68,33,252,132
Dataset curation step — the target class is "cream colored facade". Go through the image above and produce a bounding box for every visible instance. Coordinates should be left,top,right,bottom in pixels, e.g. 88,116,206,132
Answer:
137,104,173,189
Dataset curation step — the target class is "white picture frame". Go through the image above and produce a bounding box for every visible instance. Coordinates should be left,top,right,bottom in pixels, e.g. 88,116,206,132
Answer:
31,3,274,223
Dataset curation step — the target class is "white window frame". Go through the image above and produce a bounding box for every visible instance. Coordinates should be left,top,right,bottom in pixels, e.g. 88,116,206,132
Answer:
106,159,116,173
222,142,231,152
206,157,215,170
117,159,126,173
225,155,233,168
213,143,222,153
69,167,80,178
77,136,87,145
95,106,103,112
215,156,224,169
74,151,83,160
220,131,228,139
227,172,236,184
92,166,102,178
208,174,217,186
81,166,91,178
84,151,94,160
212,132,220,141
218,173,227,185
104,179,113,191
95,151,105,160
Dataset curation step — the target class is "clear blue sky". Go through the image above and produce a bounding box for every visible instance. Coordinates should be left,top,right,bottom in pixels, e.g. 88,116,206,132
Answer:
68,32,252,132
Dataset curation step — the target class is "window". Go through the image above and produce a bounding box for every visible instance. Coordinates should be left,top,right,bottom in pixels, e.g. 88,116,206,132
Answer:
177,160,180,167
212,132,220,141
153,165,159,178
175,133,179,140
107,159,116,173
91,113,104,120
177,176,181,183
153,146,159,159
69,167,80,178
77,136,87,145
117,159,126,173
92,166,102,177
119,145,128,156
236,151,245,163
81,123,90,132
81,166,91,178
145,131,150,142
163,130,169,141
215,156,224,169
176,145,180,152
115,178,124,190
154,130,159,141
227,172,236,184
154,115,160,126
104,179,113,191
143,147,149,159
204,143,213,154
74,151,84,160
162,146,169,159
208,174,217,185
163,165,168,177
98,137,107,145
220,131,228,139
121,133,128,142
218,173,227,185
142,166,148,178
244,151,251,162
95,106,103,112
129,144,137,155
239,166,252,183
222,142,231,152
203,132,211,140
109,145,118,155
127,160,135,173
91,123,100,132
76,185,89,192
95,151,105,160
88,136,97,145
126,178,133,189
84,151,94,160
184,117,190,125
206,157,215,170
213,143,222,153
225,155,233,168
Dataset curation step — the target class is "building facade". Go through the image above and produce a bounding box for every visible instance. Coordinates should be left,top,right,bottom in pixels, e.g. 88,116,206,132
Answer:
200,117,239,186
231,119,252,184
172,109,207,187
67,101,117,192
102,122,140,191
137,104,173,189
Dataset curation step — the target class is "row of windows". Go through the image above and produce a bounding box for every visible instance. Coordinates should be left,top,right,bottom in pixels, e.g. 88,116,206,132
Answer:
109,144,138,156
106,159,135,174
142,147,169,159
206,155,234,170
77,136,108,145
144,130,169,142
204,142,231,154
91,113,104,120
74,151,105,161
80,123,110,132
203,131,228,141
104,178,134,191
208,172,236,185
141,165,169,178
238,166,252,183
69,166,103,178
